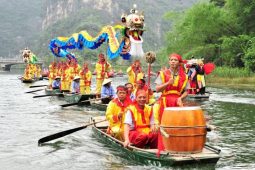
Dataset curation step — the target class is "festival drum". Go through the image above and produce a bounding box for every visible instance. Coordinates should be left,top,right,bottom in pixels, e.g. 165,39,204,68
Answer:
160,106,207,153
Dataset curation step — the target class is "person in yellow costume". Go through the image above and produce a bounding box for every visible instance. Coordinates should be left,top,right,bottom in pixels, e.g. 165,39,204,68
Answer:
23,65,32,80
106,85,131,140
123,89,158,148
196,59,206,95
48,62,57,88
60,62,70,91
133,79,155,105
95,53,112,97
36,65,42,79
126,60,144,86
79,62,92,94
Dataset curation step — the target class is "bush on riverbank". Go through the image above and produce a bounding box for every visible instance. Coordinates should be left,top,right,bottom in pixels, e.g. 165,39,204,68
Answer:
207,67,255,91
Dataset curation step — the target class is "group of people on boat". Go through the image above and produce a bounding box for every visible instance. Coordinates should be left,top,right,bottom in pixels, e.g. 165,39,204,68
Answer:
104,53,189,150
185,58,207,95
23,64,42,80
47,52,212,151
47,58,92,94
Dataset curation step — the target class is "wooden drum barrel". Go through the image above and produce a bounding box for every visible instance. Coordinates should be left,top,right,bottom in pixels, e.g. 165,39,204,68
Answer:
160,106,207,153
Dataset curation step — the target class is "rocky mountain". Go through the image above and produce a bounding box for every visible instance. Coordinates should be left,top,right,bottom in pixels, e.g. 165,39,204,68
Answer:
0,0,199,58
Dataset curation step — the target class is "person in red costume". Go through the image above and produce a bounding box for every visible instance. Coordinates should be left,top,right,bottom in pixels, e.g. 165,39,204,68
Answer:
123,89,158,149
154,53,188,153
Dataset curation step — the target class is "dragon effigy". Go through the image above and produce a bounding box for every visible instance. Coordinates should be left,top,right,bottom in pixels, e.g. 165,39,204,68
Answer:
49,4,145,61
21,48,38,64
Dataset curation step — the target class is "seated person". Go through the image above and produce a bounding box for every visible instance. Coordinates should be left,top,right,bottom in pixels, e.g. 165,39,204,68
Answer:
101,78,115,104
123,89,158,149
106,85,132,140
70,76,80,93
52,76,61,89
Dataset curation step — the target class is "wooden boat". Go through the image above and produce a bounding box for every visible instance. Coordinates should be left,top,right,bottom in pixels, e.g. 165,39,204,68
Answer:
44,88,64,97
63,93,96,105
21,78,35,83
187,92,210,99
90,100,108,111
90,116,221,167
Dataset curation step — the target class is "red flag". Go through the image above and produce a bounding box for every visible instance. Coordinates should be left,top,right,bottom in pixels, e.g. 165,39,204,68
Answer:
204,63,215,75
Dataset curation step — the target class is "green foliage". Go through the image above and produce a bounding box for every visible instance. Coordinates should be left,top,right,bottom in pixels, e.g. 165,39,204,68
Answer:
161,0,255,73
225,0,255,34
210,66,251,78
163,3,229,60
244,38,255,72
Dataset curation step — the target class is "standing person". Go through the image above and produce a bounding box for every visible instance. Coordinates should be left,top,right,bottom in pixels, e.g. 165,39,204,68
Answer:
196,59,206,95
134,79,155,105
60,62,70,92
48,62,57,88
123,89,158,149
79,62,92,94
126,60,144,86
187,60,198,94
105,85,131,140
52,76,61,89
125,83,135,102
154,53,188,152
70,76,80,93
101,79,115,104
95,53,112,97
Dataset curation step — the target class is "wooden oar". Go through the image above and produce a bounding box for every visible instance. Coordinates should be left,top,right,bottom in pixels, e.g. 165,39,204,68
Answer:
33,93,63,98
38,119,106,145
25,89,44,93
60,97,104,108
29,85,48,88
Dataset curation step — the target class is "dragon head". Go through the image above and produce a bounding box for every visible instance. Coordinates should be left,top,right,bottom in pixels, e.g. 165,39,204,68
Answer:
21,48,32,63
121,4,144,41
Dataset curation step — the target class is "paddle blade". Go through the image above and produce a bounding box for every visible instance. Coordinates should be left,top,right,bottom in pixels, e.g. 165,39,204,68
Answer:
25,89,44,93
29,85,48,88
38,126,86,145
33,93,62,98
38,119,106,145
60,102,80,107
204,63,215,75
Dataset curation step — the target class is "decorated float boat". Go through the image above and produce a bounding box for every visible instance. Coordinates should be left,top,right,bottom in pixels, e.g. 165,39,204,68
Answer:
63,93,96,105
90,116,221,167
21,78,36,84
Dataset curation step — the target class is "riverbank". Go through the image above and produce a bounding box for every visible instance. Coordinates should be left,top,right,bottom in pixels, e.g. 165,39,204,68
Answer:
207,75,255,91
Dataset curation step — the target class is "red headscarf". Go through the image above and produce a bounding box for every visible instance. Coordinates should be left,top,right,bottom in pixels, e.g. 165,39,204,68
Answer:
169,53,183,63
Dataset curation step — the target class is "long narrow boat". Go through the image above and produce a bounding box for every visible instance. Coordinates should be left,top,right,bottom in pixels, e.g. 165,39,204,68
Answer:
90,116,221,167
44,88,64,97
21,78,35,84
63,93,96,105
90,101,108,111
187,92,210,100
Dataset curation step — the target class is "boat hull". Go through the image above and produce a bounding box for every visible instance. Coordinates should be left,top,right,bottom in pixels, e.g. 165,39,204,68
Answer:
90,101,108,111
91,116,221,167
63,93,96,105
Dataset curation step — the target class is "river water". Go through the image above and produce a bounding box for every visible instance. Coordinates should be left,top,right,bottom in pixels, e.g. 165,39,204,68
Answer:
0,70,254,170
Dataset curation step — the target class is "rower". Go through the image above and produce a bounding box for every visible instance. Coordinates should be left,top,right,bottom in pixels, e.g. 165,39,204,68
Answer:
52,76,61,89
70,76,80,93
101,78,115,104
105,85,131,140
